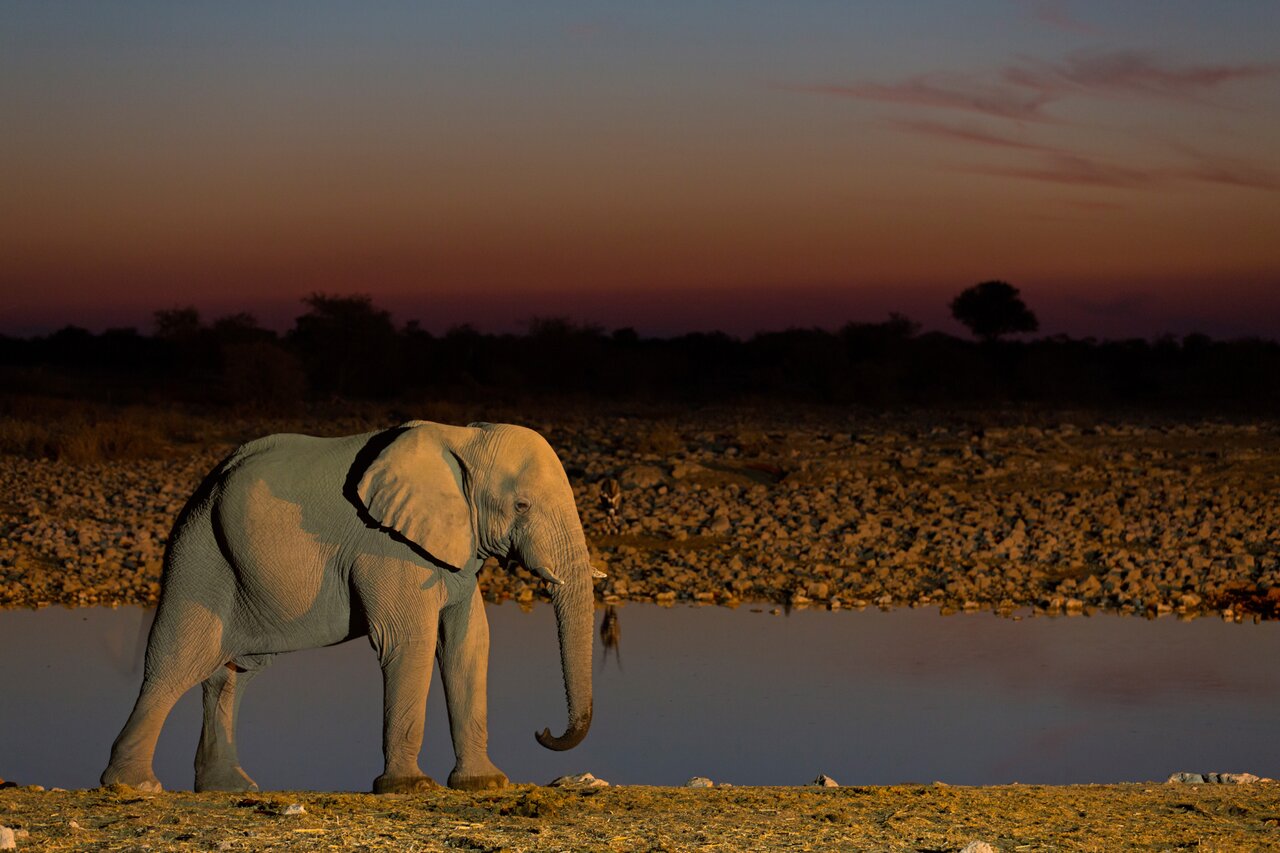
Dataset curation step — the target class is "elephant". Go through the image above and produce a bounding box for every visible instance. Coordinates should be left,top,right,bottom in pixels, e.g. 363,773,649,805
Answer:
100,420,600,794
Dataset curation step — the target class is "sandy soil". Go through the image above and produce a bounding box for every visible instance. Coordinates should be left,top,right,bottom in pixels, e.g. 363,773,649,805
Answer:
4,781,1280,851
2,407,1279,619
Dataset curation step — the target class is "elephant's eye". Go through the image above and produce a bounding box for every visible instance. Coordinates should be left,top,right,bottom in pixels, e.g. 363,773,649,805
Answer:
514,497,532,514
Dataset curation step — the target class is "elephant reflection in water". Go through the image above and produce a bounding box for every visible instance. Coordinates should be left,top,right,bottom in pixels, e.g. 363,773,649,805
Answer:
600,605,621,670
101,420,602,794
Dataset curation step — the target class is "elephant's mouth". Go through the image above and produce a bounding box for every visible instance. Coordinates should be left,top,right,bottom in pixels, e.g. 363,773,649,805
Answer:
499,549,530,576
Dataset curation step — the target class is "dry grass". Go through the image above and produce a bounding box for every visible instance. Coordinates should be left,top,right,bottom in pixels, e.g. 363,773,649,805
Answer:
0,416,164,464
0,396,228,463
631,424,685,456
3,782,1278,851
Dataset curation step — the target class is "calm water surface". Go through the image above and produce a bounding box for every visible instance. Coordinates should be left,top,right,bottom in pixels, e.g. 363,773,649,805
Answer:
1,604,1276,790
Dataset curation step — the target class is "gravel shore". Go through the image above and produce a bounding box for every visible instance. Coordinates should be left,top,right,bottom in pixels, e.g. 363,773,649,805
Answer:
4,781,1280,851
3,406,1278,619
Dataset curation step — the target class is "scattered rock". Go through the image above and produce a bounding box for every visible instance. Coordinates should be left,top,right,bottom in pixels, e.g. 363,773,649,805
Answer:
549,772,609,789
5,413,1280,618
685,777,714,788
0,827,14,851
809,774,839,787
670,462,704,480
619,465,665,489
281,803,306,816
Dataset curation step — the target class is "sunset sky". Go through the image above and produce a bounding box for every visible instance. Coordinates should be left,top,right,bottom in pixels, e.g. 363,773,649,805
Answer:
3,2,1279,339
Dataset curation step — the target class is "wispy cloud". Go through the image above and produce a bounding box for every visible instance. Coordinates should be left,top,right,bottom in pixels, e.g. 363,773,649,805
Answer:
959,150,1280,192
1022,1,1102,37
785,75,1056,122
960,153,1159,189
1005,51,1280,101
1172,153,1280,191
788,51,1280,122
890,119,1058,152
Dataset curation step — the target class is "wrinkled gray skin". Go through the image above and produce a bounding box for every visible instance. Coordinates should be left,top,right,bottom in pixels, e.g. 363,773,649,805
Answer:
100,421,598,794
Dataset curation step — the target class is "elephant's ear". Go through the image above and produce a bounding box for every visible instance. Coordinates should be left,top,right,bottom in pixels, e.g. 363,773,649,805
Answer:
356,425,475,571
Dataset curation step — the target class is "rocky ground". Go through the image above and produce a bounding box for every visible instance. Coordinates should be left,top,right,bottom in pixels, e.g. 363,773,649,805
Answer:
2,403,1278,619
4,780,1280,851
2,403,1280,619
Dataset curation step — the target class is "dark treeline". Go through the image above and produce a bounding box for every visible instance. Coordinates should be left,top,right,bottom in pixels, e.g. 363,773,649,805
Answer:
2,293,1279,412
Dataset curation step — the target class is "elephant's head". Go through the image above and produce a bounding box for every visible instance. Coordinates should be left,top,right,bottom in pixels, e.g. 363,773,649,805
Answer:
355,420,598,751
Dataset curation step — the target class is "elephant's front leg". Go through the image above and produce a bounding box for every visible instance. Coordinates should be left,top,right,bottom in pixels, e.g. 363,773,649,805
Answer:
438,585,509,790
371,627,441,794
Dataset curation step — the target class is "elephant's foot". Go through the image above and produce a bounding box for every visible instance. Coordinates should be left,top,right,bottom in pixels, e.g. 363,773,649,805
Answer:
101,761,163,793
195,763,259,793
448,760,509,791
372,772,440,794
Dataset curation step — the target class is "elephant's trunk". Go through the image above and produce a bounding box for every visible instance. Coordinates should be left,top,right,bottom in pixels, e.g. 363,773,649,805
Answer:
536,567,594,750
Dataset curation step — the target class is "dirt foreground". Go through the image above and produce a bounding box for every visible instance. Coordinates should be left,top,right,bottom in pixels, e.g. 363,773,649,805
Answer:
3,781,1280,852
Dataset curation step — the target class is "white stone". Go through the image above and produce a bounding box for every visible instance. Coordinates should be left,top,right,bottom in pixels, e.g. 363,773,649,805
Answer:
549,772,609,788
282,803,306,816
1168,771,1265,785
0,827,15,851
685,776,714,788
959,842,999,853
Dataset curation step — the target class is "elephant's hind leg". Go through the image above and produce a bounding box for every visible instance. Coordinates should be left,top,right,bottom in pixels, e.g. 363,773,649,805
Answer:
100,677,185,792
101,596,232,791
195,653,274,792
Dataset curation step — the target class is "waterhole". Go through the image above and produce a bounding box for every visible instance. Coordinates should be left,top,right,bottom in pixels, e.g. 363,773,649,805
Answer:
1,605,1276,790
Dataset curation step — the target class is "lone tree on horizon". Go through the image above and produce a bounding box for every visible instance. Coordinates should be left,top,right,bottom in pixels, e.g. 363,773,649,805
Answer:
950,280,1039,342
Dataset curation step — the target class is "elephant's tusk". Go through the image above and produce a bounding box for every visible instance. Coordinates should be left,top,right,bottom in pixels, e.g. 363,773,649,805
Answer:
590,566,607,579
531,565,563,585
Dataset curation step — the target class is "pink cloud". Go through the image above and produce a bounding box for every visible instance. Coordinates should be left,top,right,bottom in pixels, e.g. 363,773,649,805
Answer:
788,51,1279,122
890,119,1059,152
958,151,1279,192
786,75,1055,122
960,153,1159,189
1004,51,1280,100
1172,156,1280,192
